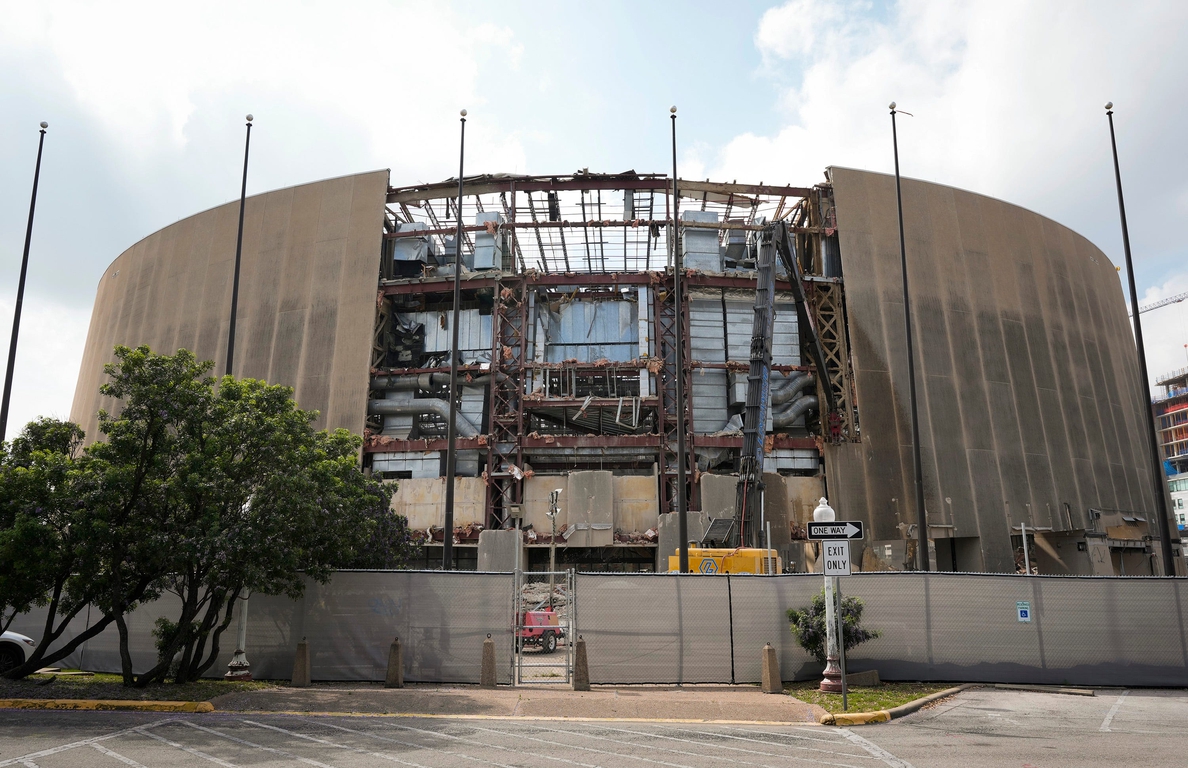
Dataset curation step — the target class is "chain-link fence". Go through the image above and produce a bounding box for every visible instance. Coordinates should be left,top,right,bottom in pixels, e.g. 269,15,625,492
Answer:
9,570,1188,686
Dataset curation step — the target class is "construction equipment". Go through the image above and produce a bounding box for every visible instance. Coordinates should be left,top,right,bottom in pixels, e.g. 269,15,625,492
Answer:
1130,290,1188,317
668,547,783,574
734,226,778,549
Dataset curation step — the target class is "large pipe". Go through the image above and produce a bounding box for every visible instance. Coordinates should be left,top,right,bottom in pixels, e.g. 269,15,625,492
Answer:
370,373,497,391
368,399,480,437
771,372,815,405
773,395,818,429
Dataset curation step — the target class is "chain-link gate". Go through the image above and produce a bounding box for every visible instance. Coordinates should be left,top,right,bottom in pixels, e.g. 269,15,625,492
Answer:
513,570,575,685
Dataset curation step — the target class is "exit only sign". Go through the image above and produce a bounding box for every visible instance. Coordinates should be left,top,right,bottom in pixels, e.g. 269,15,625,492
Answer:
823,540,852,576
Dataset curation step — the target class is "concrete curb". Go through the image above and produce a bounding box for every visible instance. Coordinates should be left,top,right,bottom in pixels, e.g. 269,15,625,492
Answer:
219,709,824,725
818,683,976,726
0,698,214,713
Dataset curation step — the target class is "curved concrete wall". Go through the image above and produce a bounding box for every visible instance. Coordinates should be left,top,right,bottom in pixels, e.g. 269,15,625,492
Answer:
70,169,389,441
827,167,1164,572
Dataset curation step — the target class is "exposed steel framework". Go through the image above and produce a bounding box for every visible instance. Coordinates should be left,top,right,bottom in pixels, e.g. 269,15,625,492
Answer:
367,172,853,531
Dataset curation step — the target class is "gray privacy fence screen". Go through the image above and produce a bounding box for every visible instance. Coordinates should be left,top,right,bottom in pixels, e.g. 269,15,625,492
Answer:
9,571,515,685
9,571,1187,686
576,572,1188,687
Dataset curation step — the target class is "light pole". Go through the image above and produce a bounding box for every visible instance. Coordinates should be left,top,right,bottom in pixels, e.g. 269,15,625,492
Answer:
1105,102,1175,575
814,497,843,692
889,102,929,571
548,488,562,609
670,106,689,573
224,590,251,680
0,121,49,443
442,109,467,571
225,114,253,377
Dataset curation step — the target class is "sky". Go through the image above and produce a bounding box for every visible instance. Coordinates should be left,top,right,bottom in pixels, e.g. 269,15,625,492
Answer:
0,0,1186,436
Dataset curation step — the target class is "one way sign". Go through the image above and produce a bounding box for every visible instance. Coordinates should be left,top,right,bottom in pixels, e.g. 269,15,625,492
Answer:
807,521,864,540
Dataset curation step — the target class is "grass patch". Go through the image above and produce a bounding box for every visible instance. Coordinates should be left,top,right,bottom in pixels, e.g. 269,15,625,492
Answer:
785,680,954,714
0,670,279,702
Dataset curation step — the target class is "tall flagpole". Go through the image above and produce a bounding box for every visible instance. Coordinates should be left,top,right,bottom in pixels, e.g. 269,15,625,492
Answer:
0,121,49,443
226,114,254,377
1105,102,1175,575
443,109,467,571
889,102,929,571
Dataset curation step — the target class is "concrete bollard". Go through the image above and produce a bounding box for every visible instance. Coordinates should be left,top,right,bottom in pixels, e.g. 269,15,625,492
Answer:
572,635,591,691
292,637,311,688
480,634,496,688
385,636,404,688
761,642,782,694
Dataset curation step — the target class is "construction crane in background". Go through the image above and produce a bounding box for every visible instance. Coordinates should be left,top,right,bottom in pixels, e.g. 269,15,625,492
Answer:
1129,290,1188,317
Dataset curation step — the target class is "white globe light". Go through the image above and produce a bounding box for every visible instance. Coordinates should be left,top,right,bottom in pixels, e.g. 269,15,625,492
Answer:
39,121,48,129
1104,101,1113,111
246,114,253,122
813,497,836,522
460,109,467,117
888,101,896,111
670,106,677,113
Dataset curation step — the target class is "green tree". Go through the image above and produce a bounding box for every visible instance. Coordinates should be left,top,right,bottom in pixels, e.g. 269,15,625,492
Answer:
3,345,415,684
0,418,86,638
787,589,881,665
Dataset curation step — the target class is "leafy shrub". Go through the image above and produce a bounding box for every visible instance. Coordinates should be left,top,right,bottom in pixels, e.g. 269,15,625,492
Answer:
787,589,881,664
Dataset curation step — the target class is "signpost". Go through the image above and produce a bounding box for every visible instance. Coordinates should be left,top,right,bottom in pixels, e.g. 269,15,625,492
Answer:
807,521,865,540
811,499,865,711
822,541,852,576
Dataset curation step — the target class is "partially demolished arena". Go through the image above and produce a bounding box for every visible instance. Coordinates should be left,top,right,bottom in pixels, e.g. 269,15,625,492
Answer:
71,166,1177,575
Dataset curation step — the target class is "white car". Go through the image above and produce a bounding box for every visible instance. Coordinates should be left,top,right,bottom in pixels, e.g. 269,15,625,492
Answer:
0,630,37,673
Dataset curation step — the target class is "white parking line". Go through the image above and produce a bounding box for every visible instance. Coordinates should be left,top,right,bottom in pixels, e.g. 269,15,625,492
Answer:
90,741,150,768
314,718,595,768
472,727,874,768
428,721,696,768
833,729,916,768
241,719,441,768
179,721,336,768
383,719,609,768
1100,690,1130,732
0,719,171,767
132,726,239,767
655,727,879,756
664,725,857,748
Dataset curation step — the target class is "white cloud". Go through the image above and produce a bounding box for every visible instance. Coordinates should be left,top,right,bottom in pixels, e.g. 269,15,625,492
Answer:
1140,273,1188,386
0,294,90,438
721,0,1188,387
0,1,528,180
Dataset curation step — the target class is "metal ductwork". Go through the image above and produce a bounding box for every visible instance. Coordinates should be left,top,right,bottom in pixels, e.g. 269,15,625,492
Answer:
771,372,815,405
367,399,480,437
773,395,818,429
370,373,497,391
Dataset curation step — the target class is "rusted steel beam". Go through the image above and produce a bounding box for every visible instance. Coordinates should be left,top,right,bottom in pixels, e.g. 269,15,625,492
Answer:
692,435,818,450
364,436,484,453
387,174,812,205
522,434,660,449
380,276,497,295
383,219,820,239
521,396,659,410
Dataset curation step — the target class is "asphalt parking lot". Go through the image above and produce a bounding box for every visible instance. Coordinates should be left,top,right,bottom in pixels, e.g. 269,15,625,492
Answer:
1,687,1185,767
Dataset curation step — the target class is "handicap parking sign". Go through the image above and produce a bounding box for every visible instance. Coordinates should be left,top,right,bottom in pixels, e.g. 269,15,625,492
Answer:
1016,601,1031,623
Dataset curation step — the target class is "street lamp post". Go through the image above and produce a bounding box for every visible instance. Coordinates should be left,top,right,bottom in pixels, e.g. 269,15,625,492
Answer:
814,497,843,692
670,106,689,573
0,121,49,443
548,488,562,609
1105,102,1175,575
442,109,467,571
225,115,253,377
889,102,929,572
